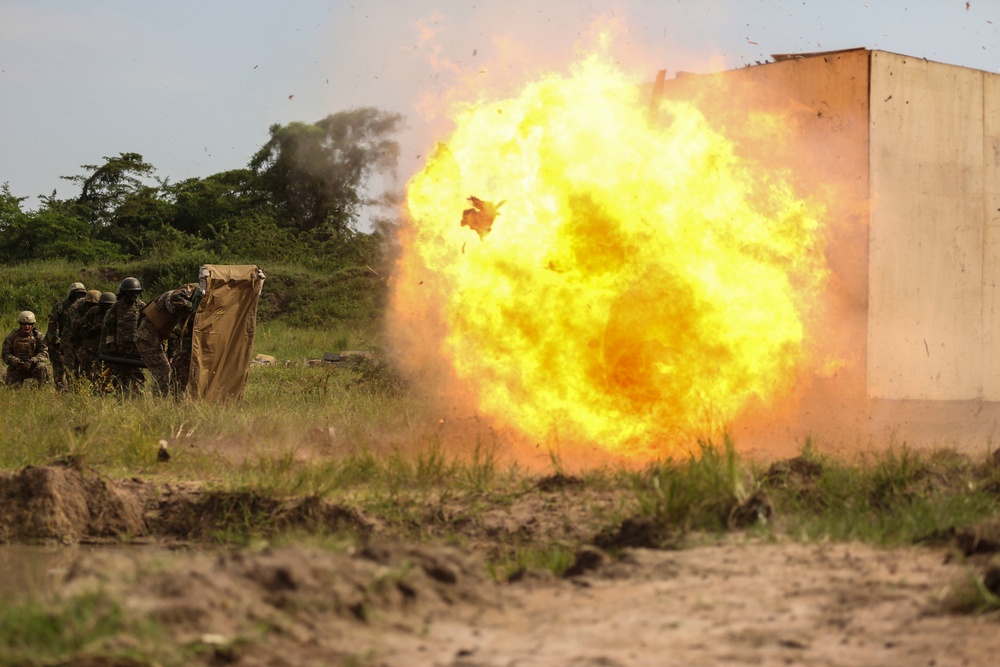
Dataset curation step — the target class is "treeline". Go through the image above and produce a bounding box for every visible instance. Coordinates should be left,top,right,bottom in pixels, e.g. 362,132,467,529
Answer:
0,108,403,275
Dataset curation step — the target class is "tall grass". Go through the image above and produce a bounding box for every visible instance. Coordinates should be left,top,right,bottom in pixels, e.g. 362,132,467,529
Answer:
254,319,380,360
768,445,1000,545
627,436,752,533
0,361,420,476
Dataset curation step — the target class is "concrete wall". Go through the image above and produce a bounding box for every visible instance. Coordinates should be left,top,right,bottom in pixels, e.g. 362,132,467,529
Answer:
658,50,873,454
658,50,1000,454
867,52,988,400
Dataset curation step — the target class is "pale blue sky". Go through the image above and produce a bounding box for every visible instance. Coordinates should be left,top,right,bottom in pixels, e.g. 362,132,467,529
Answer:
2,0,998,210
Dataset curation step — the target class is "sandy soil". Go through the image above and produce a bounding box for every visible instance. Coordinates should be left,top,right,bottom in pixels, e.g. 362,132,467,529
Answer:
40,539,999,667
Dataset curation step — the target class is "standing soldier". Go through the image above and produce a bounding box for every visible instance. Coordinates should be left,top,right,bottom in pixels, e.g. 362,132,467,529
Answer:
136,283,202,396
45,282,86,391
168,314,195,395
2,311,51,387
76,291,116,385
100,277,146,395
65,290,101,380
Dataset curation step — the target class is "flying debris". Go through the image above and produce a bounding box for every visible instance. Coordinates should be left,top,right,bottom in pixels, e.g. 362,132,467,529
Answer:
461,196,505,239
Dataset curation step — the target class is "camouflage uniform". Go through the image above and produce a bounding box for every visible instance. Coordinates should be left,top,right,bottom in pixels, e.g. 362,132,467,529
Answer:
136,283,201,397
76,296,114,383
45,287,86,390
65,292,100,380
100,294,146,395
2,325,50,387
168,316,194,395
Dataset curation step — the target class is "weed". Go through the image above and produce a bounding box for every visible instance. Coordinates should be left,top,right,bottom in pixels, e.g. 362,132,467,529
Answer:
632,436,751,533
0,590,172,665
488,542,577,581
942,566,1000,614
765,444,1000,545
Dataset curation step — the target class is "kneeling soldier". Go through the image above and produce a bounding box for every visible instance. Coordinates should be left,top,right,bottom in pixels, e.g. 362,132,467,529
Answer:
2,311,51,387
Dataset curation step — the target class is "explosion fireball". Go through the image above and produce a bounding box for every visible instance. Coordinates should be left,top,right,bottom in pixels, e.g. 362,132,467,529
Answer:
392,55,829,457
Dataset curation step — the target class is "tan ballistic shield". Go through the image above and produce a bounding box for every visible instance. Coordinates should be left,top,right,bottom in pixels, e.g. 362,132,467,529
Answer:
188,264,265,401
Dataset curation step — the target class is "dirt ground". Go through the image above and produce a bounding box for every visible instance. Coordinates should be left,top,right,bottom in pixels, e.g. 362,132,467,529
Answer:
1,463,998,666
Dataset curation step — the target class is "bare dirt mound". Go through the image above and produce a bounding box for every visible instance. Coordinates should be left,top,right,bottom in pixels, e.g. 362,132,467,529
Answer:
0,465,380,546
0,463,147,543
60,541,497,665
148,488,378,542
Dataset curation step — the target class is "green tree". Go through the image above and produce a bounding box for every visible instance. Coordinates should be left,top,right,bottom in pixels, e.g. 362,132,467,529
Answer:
62,152,157,232
0,186,119,263
164,169,268,237
249,108,402,233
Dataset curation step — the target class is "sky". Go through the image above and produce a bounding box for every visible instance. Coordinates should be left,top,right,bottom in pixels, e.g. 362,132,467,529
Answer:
2,0,999,212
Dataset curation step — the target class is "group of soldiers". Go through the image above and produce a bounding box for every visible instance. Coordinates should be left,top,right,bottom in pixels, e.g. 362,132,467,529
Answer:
1,277,203,396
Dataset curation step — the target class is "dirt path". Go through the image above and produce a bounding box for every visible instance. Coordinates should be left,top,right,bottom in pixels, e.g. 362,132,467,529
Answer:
385,541,997,667
38,539,998,667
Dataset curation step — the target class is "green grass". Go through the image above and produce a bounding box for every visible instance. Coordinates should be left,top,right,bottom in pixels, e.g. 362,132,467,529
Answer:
0,590,174,666
766,445,1000,546
943,567,1000,615
629,436,751,533
0,361,423,476
254,319,379,359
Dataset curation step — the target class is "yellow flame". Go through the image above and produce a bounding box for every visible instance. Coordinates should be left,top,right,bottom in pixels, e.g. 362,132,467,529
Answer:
395,55,828,457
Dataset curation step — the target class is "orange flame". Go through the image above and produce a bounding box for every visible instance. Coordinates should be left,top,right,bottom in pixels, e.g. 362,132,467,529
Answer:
391,55,829,457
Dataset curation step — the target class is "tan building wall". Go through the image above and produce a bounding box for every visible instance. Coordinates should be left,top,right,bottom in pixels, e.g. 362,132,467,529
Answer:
656,49,1000,454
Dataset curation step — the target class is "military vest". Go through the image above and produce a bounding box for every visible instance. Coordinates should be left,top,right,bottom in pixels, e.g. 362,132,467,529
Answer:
116,299,145,349
66,301,92,347
11,331,41,360
79,306,108,349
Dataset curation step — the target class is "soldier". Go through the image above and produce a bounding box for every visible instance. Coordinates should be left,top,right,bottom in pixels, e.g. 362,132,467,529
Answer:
65,290,101,380
135,282,202,396
2,311,51,387
76,291,116,384
99,277,146,395
45,282,86,391
168,314,195,395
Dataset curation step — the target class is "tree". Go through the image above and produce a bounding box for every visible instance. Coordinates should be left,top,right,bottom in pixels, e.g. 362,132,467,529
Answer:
249,108,402,233
163,169,269,238
62,152,156,231
0,187,119,263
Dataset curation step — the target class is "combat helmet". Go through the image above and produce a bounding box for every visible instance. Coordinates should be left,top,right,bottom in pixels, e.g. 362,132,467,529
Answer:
99,292,117,305
18,311,36,325
67,282,86,297
83,289,101,304
118,277,142,293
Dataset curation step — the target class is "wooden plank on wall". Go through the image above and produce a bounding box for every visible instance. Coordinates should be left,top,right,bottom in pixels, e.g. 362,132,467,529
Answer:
868,51,985,400
982,74,1000,399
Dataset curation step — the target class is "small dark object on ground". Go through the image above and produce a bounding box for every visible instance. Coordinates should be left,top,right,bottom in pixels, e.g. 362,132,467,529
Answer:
983,566,1000,595
534,472,584,492
563,546,607,577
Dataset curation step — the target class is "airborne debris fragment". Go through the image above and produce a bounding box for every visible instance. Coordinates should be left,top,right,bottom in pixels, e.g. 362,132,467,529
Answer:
460,196,505,239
